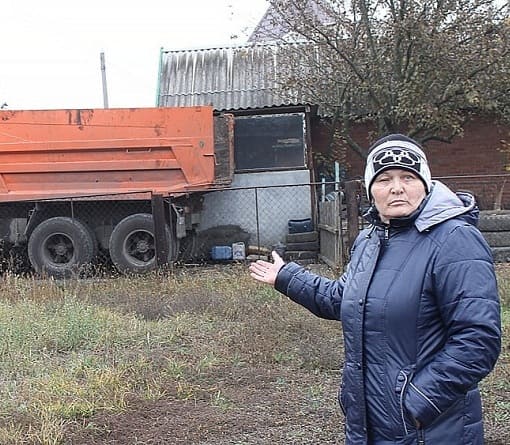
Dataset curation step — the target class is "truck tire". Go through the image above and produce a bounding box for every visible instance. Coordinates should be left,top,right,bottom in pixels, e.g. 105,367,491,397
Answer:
481,231,510,248
286,231,319,243
109,213,175,275
285,240,319,251
82,221,98,257
284,250,318,261
490,247,510,263
478,211,510,232
27,217,95,279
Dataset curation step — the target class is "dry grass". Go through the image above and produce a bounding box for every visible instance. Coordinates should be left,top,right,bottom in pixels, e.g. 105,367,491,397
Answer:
0,263,507,444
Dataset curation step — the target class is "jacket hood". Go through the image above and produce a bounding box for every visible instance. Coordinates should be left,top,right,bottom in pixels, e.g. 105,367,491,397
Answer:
364,180,478,231
415,181,478,231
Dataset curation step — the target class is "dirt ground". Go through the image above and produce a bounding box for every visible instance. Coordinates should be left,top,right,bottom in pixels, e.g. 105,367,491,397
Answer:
64,365,509,445
65,366,344,445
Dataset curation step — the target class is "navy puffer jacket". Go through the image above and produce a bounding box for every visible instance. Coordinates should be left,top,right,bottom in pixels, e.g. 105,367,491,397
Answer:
275,181,501,445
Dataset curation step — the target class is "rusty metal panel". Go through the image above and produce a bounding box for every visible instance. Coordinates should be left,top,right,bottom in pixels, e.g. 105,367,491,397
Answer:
213,114,235,185
0,106,231,202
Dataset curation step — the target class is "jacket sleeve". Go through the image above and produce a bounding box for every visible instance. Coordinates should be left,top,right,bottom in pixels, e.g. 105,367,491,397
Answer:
405,224,501,426
274,261,345,320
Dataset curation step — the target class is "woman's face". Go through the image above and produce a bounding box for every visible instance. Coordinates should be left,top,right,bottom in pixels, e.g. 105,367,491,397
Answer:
370,168,427,223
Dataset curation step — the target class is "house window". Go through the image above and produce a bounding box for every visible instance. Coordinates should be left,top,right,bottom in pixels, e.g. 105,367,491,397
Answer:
234,113,307,172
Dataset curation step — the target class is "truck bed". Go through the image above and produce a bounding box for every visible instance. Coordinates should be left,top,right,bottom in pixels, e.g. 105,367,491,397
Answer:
0,106,233,202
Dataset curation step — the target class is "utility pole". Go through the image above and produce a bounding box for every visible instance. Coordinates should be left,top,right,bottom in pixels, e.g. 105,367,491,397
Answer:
100,52,109,108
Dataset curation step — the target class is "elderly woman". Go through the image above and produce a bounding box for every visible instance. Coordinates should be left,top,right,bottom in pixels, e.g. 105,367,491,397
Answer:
249,134,501,445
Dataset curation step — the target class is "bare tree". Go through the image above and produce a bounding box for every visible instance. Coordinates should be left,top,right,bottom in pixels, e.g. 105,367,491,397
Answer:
255,0,510,158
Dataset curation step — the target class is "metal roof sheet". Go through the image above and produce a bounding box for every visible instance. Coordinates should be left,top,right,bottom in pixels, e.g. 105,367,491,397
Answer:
157,43,306,111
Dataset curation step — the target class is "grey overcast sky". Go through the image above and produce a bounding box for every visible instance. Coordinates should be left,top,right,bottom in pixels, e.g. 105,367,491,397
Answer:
1,0,268,110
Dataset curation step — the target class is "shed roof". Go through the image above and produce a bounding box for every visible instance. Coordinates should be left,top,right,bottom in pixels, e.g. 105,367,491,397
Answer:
156,43,308,112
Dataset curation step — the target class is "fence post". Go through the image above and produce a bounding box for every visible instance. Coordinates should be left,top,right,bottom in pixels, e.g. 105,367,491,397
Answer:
254,187,261,252
345,180,361,251
151,193,169,268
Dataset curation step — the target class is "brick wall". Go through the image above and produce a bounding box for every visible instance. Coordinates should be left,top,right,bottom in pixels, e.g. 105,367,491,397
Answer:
311,116,510,210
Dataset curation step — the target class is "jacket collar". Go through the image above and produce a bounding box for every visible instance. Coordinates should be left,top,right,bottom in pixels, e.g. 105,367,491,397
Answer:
364,181,477,232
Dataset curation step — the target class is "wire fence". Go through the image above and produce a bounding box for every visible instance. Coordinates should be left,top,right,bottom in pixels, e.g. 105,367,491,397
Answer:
1,173,510,278
195,182,318,260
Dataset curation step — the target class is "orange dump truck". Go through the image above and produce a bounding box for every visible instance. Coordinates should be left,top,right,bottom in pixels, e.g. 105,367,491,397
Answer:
0,106,234,277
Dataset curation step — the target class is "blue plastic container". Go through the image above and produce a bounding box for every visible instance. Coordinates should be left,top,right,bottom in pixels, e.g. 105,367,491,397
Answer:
211,246,233,260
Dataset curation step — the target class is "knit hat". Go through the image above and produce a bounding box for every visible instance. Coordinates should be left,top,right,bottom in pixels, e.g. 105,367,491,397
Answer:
364,134,432,198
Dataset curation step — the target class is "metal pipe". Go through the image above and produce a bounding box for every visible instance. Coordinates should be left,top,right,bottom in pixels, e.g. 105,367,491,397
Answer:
100,52,109,109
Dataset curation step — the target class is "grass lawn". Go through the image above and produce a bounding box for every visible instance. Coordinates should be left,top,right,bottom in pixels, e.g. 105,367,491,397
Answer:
0,263,507,444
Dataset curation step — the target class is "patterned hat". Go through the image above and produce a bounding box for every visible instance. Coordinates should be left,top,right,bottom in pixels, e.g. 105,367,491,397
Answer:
364,134,432,197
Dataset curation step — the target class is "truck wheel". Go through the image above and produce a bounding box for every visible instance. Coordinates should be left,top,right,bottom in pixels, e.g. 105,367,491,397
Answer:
478,211,510,231
27,217,95,279
109,213,175,275
81,220,98,257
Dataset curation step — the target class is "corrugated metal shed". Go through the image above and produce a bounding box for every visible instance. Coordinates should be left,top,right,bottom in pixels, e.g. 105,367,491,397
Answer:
157,43,305,111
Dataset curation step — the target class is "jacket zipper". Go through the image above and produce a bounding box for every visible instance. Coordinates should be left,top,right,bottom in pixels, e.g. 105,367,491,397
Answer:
398,369,426,443
339,397,346,416
417,427,425,444
398,371,410,435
